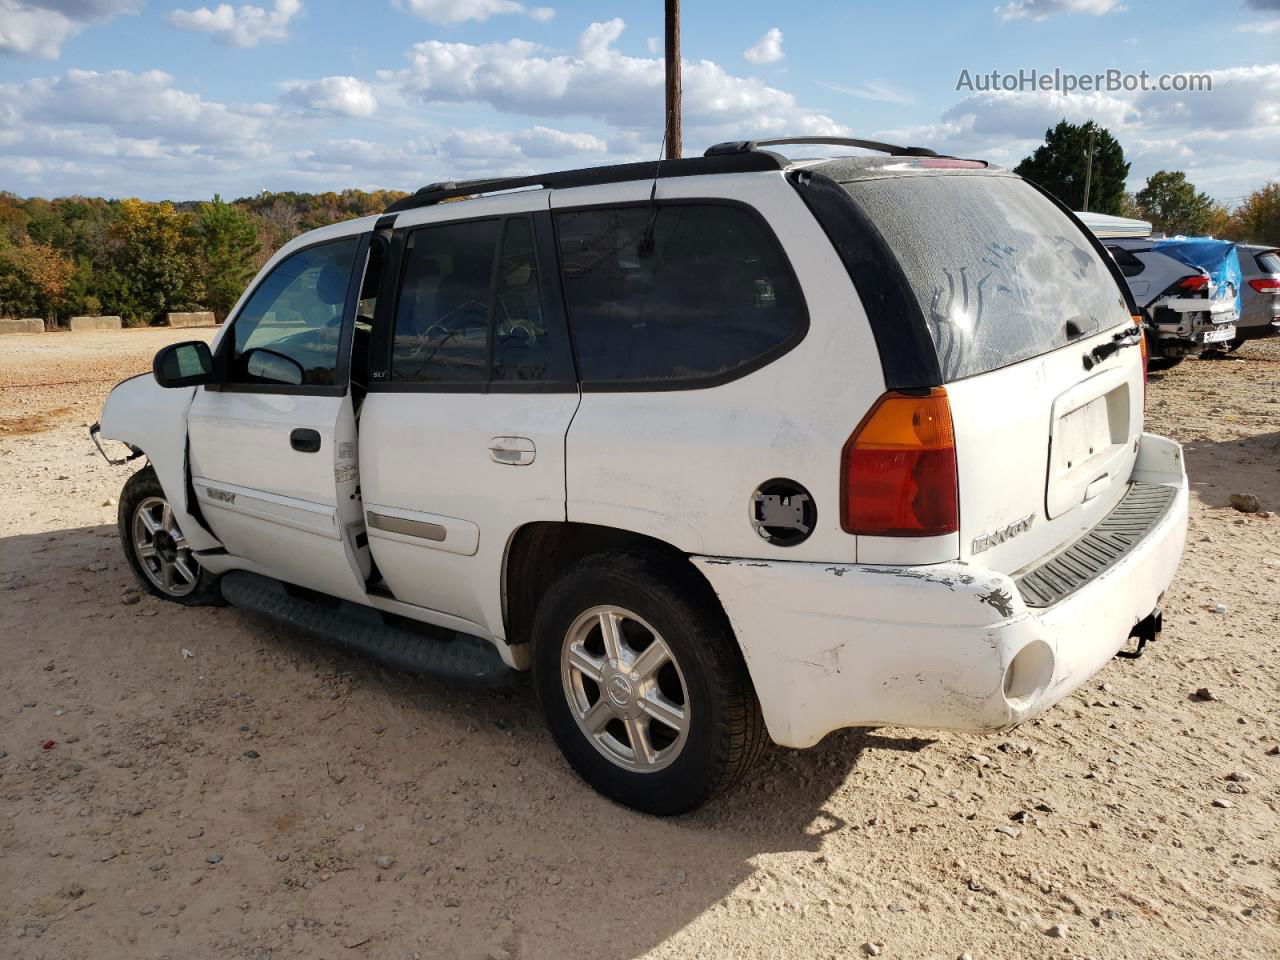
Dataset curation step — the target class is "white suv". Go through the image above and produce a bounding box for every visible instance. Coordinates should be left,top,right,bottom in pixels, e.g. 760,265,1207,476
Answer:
93,137,1189,815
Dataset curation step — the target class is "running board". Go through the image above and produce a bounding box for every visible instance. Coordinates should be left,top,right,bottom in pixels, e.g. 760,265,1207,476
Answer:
220,570,516,689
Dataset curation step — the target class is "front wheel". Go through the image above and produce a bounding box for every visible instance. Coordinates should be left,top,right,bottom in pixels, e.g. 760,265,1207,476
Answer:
118,465,223,605
532,553,766,815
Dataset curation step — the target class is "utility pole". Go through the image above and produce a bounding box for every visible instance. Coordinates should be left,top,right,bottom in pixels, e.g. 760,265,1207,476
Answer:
664,0,681,160
1081,125,1096,212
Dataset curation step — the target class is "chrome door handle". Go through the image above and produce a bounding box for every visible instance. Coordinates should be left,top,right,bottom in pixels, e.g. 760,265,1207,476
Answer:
489,436,535,466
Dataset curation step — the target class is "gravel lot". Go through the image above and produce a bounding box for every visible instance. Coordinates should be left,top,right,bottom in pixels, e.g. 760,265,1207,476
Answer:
1,327,1277,960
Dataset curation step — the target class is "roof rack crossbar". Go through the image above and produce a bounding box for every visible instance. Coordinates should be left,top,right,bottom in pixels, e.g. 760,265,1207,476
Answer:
705,137,939,159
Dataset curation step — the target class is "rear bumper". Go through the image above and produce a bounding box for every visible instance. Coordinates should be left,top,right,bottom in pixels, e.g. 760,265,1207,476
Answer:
693,432,1188,748
1234,317,1280,340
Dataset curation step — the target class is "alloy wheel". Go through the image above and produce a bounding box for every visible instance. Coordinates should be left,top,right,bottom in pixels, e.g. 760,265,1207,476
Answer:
560,605,690,773
131,496,199,598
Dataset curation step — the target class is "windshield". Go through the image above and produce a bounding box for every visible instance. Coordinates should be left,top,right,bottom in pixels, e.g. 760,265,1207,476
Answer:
842,175,1131,380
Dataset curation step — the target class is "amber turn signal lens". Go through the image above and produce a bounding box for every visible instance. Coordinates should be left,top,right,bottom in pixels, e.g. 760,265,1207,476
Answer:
840,389,959,537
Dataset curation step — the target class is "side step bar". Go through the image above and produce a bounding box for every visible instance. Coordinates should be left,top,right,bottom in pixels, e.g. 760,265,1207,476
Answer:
221,570,516,689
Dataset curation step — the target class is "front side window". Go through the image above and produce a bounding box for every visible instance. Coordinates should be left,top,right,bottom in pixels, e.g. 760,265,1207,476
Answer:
228,238,358,386
554,204,806,384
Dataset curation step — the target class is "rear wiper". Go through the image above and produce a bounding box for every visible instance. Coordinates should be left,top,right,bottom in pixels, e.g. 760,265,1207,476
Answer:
1082,325,1141,370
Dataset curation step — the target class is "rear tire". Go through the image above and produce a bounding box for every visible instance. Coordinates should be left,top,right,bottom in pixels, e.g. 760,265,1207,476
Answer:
1146,355,1183,371
118,465,223,606
532,552,766,815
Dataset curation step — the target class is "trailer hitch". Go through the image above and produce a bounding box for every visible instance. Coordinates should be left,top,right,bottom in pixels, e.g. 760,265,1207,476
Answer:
1116,608,1162,659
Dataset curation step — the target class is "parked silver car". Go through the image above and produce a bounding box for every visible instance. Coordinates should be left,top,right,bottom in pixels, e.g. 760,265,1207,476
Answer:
1233,244,1280,349
1103,236,1237,370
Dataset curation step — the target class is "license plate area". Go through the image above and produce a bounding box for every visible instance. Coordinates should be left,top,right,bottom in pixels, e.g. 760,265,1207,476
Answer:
1047,369,1133,520
1200,325,1236,344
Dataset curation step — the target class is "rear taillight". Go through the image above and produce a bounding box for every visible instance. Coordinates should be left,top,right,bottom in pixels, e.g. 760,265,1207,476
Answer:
1177,275,1209,292
1249,278,1280,293
841,389,958,537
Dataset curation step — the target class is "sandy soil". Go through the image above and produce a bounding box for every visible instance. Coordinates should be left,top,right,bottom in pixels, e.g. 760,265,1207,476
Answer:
1,328,1277,960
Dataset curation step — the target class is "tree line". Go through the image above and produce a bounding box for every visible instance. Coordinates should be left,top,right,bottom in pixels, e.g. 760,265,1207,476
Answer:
1015,120,1279,243
0,189,406,326
2,124,1277,325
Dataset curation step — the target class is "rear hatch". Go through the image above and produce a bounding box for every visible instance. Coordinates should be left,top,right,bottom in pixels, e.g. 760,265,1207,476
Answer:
838,172,1143,575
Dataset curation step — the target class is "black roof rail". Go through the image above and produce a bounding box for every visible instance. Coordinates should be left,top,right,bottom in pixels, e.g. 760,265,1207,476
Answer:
384,151,787,215
705,136,939,159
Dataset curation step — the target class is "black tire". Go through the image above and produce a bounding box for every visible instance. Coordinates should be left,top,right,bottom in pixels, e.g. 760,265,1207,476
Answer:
1146,355,1183,371
532,552,766,815
118,465,224,606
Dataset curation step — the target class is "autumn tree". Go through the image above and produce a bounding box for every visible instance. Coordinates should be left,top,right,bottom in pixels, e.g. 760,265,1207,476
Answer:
1231,182,1280,246
102,198,205,324
1135,171,1216,237
198,195,259,319
0,237,74,321
1014,120,1130,215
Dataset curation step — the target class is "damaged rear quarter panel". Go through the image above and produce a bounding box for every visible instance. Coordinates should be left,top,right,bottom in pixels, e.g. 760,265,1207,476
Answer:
692,556,1029,746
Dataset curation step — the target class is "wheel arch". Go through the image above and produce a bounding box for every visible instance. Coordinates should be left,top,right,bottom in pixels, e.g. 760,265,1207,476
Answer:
501,521,733,658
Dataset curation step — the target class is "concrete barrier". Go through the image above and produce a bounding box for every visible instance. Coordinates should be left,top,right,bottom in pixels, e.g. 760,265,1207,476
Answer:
0,318,45,335
165,311,218,328
68,315,123,332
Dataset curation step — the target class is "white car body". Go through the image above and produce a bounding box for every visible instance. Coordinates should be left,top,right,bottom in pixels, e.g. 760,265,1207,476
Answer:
98,143,1188,792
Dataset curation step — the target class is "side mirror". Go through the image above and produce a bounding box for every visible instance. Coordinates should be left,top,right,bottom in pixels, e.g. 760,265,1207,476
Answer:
244,348,305,386
153,341,215,388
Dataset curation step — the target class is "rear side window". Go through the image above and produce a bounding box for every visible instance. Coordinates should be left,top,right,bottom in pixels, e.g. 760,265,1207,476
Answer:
392,219,500,383
555,203,806,386
1106,245,1146,278
844,176,1130,380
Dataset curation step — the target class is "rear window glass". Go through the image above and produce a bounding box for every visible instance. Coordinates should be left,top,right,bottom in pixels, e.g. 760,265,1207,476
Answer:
843,175,1130,380
555,204,806,385
1257,251,1280,274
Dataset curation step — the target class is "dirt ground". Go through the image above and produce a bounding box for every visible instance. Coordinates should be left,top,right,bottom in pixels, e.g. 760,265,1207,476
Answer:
1,327,1277,960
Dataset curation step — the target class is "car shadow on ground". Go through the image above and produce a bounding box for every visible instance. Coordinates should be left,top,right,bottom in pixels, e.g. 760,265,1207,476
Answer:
1,522,937,960
1181,430,1280,509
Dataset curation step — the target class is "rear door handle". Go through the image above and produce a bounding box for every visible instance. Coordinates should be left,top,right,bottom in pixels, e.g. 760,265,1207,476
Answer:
489,436,535,466
290,428,322,453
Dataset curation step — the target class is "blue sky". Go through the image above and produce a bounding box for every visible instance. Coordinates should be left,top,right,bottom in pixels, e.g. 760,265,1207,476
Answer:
1,0,1277,203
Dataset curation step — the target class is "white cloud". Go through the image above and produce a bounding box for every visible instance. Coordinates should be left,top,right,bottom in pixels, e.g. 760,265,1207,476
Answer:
0,0,139,58
512,125,607,157
872,64,1280,201
396,19,842,143
168,0,301,48
282,75,378,116
0,68,274,145
394,0,554,25
996,0,1124,21
743,27,783,65
817,79,914,105
1237,19,1280,33
646,35,659,54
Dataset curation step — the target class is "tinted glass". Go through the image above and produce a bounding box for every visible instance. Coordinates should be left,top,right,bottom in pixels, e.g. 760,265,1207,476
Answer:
392,219,500,383
1257,251,1280,274
230,238,358,386
555,204,805,383
844,176,1130,380
493,218,549,382
1106,245,1146,278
